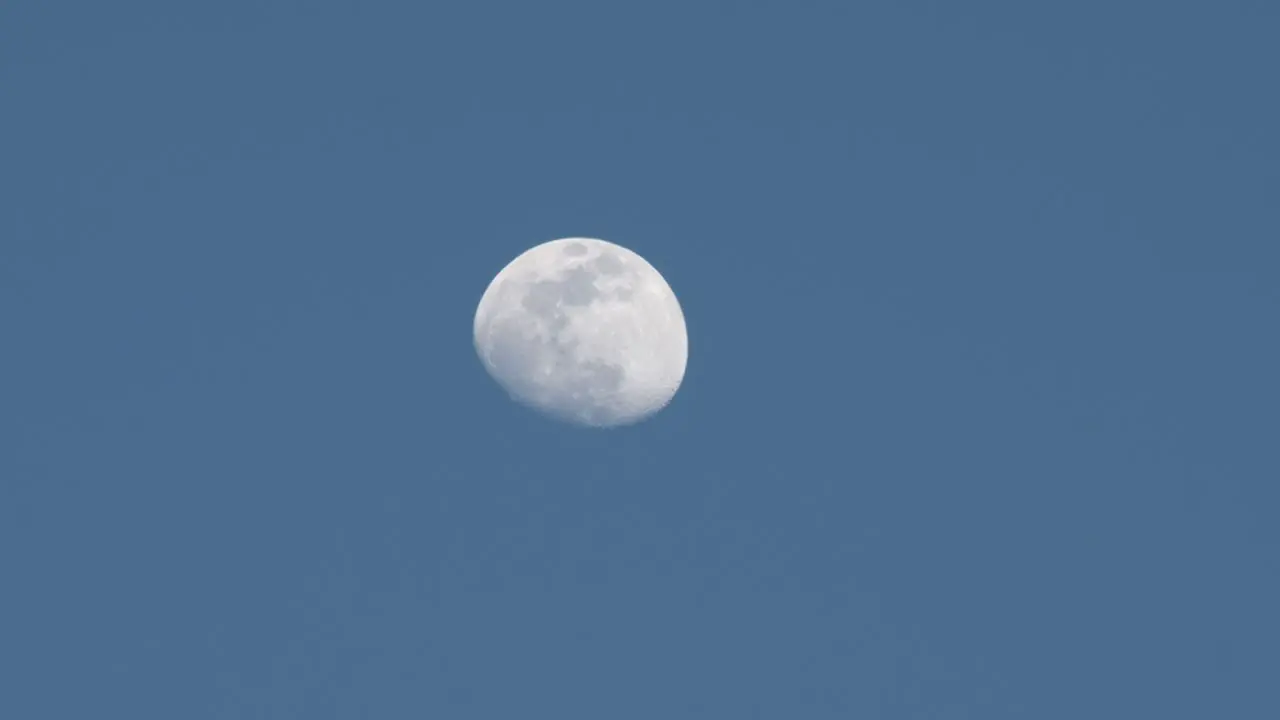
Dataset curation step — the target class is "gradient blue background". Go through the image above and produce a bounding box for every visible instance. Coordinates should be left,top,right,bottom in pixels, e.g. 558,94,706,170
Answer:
3,1,1277,716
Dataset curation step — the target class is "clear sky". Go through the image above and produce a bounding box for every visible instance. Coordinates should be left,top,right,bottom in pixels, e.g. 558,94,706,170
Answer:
3,1,1277,717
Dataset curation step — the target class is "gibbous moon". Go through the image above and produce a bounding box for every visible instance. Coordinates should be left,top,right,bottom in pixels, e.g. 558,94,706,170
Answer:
473,237,688,427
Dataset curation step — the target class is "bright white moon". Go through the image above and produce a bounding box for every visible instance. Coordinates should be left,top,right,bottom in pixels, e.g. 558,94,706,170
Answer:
473,237,688,427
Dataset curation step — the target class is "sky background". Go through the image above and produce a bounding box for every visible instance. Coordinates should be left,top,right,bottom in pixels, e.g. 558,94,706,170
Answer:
3,1,1278,717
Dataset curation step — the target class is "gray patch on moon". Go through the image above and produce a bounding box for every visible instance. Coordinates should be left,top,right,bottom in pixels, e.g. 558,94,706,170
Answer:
522,267,602,318
580,359,624,393
518,269,602,346
593,251,626,276
555,357,628,425
559,267,603,306
521,282,560,319
511,267,617,403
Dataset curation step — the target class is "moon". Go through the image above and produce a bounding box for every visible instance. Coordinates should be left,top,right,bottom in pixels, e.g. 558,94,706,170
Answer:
473,237,688,427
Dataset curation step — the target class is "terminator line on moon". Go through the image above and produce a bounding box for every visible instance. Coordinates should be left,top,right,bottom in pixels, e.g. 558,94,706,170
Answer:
473,237,688,427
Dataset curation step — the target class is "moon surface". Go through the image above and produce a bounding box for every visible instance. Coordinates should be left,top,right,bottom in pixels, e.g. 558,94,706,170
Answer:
473,237,688,427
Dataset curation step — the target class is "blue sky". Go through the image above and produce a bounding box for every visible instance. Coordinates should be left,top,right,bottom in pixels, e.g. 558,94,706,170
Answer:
3,1,1277,716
